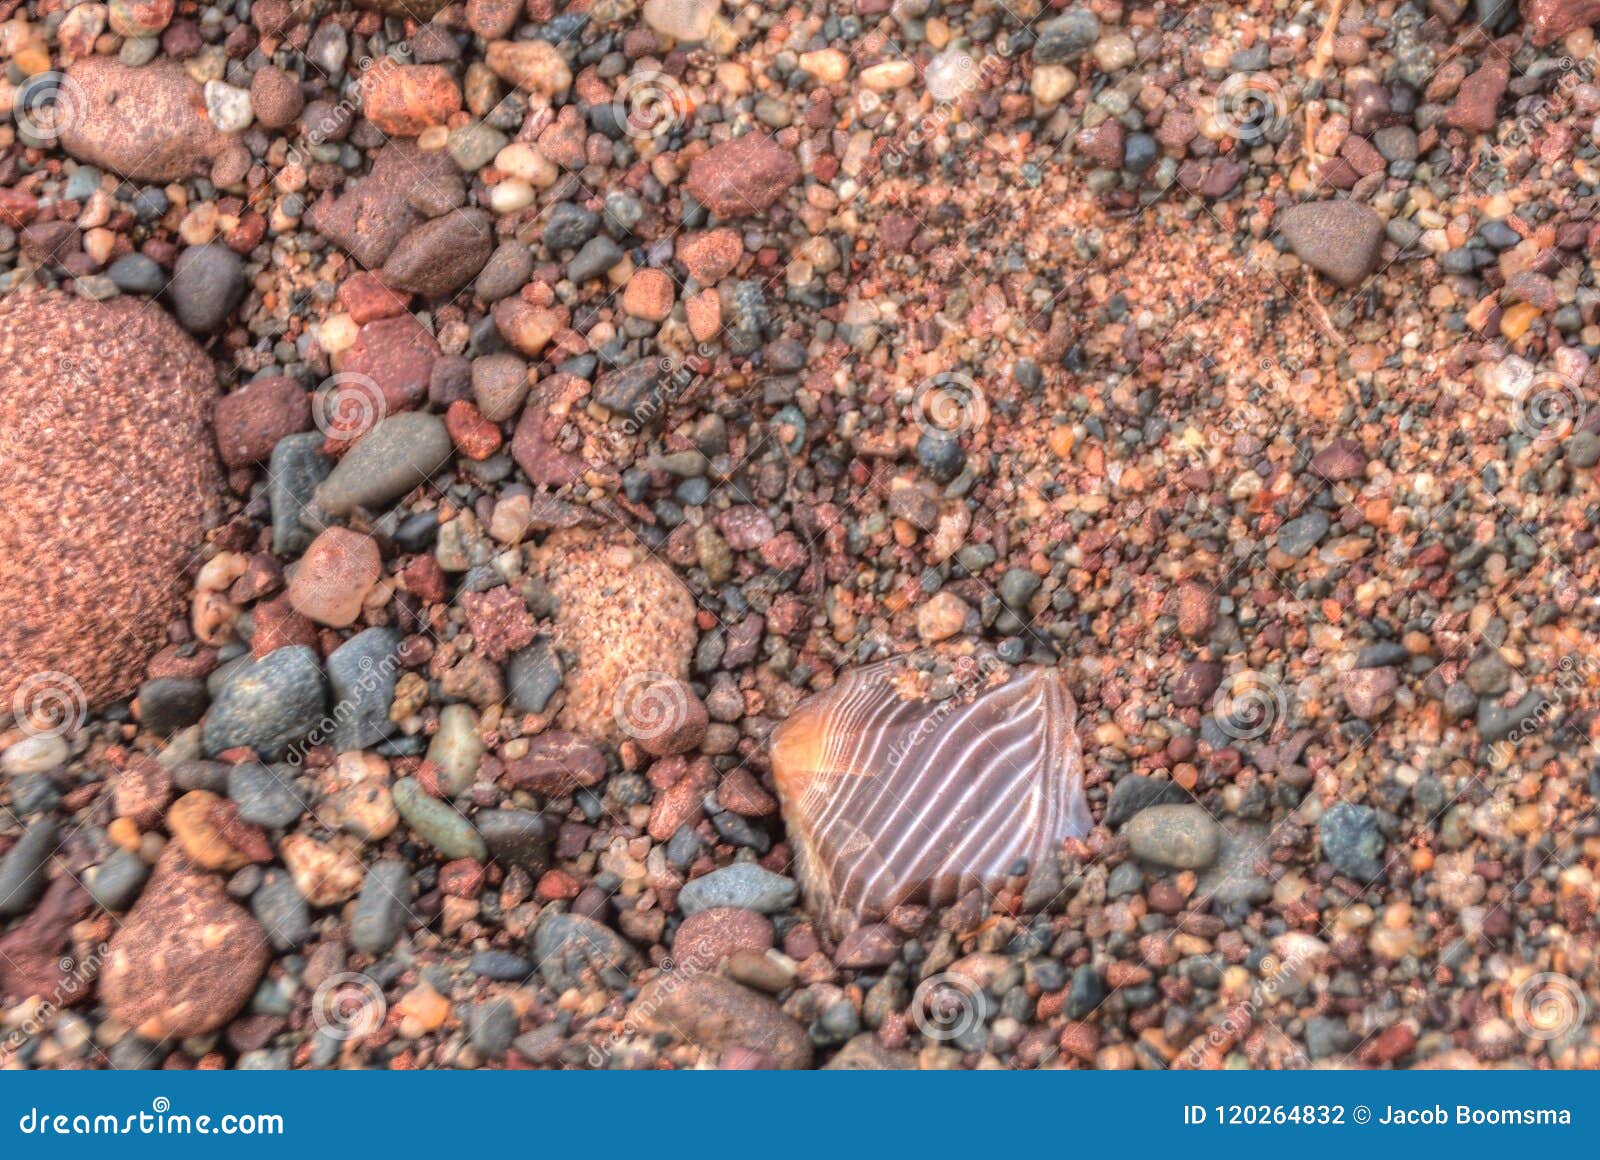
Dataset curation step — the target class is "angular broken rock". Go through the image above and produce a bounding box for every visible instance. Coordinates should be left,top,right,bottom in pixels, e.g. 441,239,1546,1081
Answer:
684,133,801,218
770,661,1092,935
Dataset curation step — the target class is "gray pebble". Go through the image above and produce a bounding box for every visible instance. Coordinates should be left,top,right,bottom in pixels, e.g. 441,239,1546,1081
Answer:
88,848,149,912
202,645,328,760
168,244,247,334
228,763,305,828
469,950,533,981
350,861,413,954
532,912,635,990
1125,804,1221,869
1319,802,1386,880
326,627,402,751
269,433,334,556
314,412,454,517
677,862,798,914
253,869,312,950
476,809,552,874
136,677,209,736
392,778,486,860
0,819,57,918
467,998,518,1059
506,641,563,715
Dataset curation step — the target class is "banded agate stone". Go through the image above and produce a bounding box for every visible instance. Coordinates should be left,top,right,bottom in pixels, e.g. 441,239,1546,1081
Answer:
770,661,1091,934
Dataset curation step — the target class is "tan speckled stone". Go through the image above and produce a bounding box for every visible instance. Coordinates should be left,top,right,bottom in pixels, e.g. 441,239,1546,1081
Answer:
0,292,220,713
530,529,697,747
57,58,230,183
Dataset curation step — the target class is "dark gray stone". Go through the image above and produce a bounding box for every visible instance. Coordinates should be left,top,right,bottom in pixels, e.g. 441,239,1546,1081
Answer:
136,677,209,735
228,763,304,828
531,912,635,990
202,645,328,760
168,244,247,333
1319,802,1386,880
476,808,552,874
87,847,149,911
253,869,312,950
314,412,454,517
350,861,413,954
269,433,333,556
506,641,563,715
326,627,403,751
1105,774,1191,827
0,819,56,918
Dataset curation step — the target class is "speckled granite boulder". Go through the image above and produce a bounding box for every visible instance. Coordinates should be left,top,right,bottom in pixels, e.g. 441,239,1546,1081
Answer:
0,292,220,712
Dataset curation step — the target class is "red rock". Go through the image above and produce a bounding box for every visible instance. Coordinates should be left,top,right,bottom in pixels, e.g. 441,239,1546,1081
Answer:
358,63,461,137
673,907,774,968
250,63,303,129
503,732,607,794
0,188,39,229
445,398,503,460
0,877,94,1003
511,399,586,487
114,755,173,828
1176,582,1218,639
288,527,381,628
677,229,743,282
630,973,812,1069
1309,437,1367,481
100,850,270,1040
328,314,441,437
833,923,901,968
716,766,778,816
685,133,801,218
627,676,709,757
1445,57,1509,133
213,375,311,468
59,58,229,182
339,270,411,323
622,267,675,321
461,586,535,661
1522,0,1600,45
0,293,218,710
250,594,319,658
306,141,458,269
647,757,713,839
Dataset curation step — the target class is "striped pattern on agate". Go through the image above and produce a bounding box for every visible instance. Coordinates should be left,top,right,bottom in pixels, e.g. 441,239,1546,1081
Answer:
770,661,1091,934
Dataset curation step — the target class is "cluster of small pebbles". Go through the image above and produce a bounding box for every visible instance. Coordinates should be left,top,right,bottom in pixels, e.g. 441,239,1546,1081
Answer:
4,0,1600,1072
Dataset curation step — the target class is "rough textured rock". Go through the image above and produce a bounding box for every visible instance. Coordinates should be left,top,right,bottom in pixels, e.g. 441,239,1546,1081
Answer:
1522,0,1600,45
0,292,219,710
685,133,801,217
530,529,697,746
631,972,813,1068
382,209,495,298
306,142,459,269
99,851,270,1040
1274,200,1385,288
58,58,230,182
